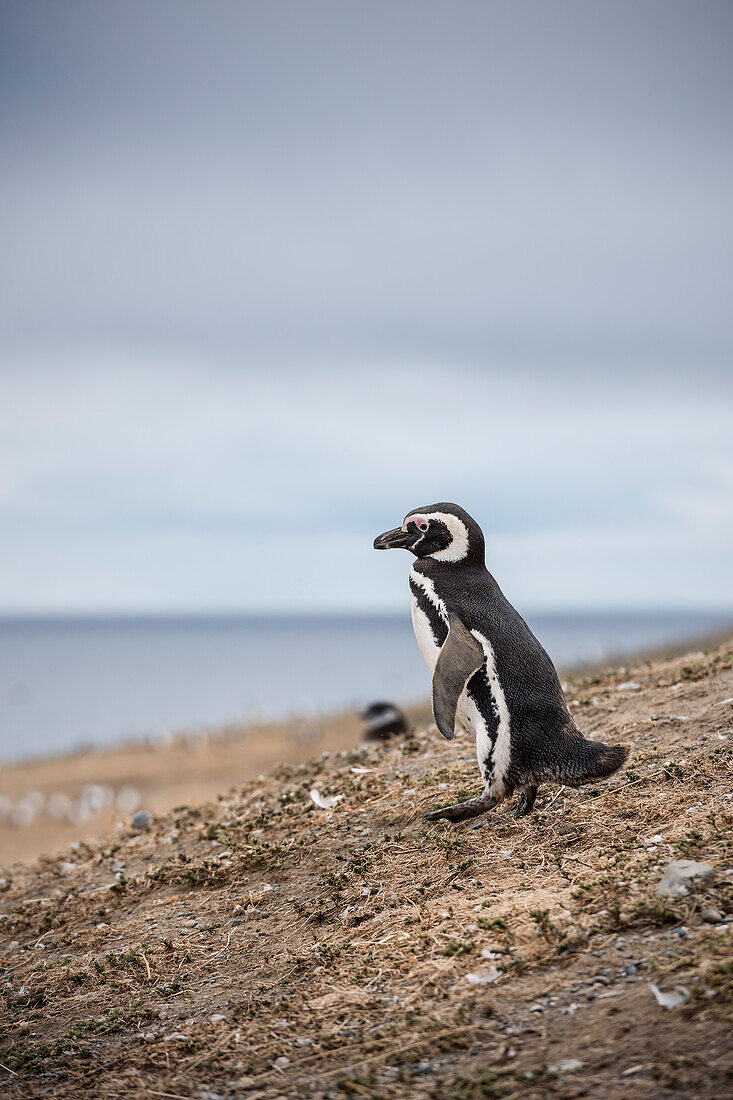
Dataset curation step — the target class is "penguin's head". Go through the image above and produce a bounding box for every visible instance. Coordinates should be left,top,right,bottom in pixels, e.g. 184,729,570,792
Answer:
373,503,485,564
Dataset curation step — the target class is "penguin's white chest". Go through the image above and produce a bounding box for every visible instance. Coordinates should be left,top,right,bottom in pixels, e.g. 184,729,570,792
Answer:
410,592,441,672
407,570,512,795
408,568,446,673
409,575,474,736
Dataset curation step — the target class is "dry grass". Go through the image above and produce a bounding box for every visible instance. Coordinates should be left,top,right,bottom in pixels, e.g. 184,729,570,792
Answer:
1,642,733,1098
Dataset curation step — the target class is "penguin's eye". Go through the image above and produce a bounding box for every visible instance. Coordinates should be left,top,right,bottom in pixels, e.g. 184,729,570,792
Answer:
416,520,430,533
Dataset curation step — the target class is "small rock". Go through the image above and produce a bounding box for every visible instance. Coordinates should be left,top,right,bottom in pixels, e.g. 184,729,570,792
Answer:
116,786,141,813
210,1013,226,1023
131,809,153,831
656,860,715,898
617,681,641,691
701,908,724,923
56,862,76,875
273,1056,290,1069
236,1078,257,1090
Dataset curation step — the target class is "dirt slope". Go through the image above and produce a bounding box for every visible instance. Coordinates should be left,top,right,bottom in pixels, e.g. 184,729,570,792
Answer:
1,642,732,1099
0,709,374,865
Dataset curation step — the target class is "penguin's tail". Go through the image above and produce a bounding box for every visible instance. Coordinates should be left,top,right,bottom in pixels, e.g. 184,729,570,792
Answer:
583,740,630,781
556,732,630,787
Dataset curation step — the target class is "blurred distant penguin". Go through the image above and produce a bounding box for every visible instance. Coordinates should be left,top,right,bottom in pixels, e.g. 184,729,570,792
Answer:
374,503,629,822
360,701,408,742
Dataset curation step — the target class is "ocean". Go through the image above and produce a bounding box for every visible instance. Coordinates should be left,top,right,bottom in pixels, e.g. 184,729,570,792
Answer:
0,612,729,764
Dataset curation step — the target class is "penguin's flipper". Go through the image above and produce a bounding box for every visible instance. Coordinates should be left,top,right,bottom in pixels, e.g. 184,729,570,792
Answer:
431,616,485,741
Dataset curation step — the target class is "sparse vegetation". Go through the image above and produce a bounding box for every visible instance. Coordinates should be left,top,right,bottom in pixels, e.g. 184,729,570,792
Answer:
1,641,732,1097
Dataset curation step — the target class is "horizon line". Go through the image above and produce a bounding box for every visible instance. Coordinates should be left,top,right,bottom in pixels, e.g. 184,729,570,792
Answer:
1,607,732,621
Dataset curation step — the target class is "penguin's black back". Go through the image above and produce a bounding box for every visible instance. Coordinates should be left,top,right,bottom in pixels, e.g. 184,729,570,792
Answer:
414,557,628,788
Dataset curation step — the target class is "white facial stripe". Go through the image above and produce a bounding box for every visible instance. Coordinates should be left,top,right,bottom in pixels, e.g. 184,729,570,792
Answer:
420,511,470,562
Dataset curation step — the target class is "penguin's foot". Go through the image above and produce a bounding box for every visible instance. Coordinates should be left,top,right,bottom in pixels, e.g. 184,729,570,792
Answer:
509,785,538,819
423,793,498,823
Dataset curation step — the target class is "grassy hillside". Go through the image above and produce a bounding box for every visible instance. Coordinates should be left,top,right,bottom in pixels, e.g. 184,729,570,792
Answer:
1,642,732,1099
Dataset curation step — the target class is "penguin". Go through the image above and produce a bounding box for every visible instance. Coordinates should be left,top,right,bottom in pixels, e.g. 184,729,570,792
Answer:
360,701,408,742
373,503,629,822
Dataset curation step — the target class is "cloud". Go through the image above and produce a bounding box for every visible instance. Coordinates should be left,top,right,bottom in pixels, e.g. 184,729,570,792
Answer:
0,356,731,611
1,4,732,363
0,4,731,611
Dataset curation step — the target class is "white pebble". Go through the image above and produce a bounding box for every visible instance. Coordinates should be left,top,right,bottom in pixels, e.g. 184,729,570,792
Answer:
116,786,141,813
46,793,72,821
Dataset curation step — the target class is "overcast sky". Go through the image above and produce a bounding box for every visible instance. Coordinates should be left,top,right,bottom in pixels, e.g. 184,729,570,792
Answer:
1,2,732,613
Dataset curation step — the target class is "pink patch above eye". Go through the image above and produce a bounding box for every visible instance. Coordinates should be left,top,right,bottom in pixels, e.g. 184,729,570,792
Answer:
403,514,430,533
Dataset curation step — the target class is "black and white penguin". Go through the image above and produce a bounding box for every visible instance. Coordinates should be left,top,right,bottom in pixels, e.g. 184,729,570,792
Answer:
374,503,629,822
360,701,408,742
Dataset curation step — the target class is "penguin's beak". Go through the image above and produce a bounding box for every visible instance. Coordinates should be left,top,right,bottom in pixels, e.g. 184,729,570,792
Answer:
373,526,413,550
